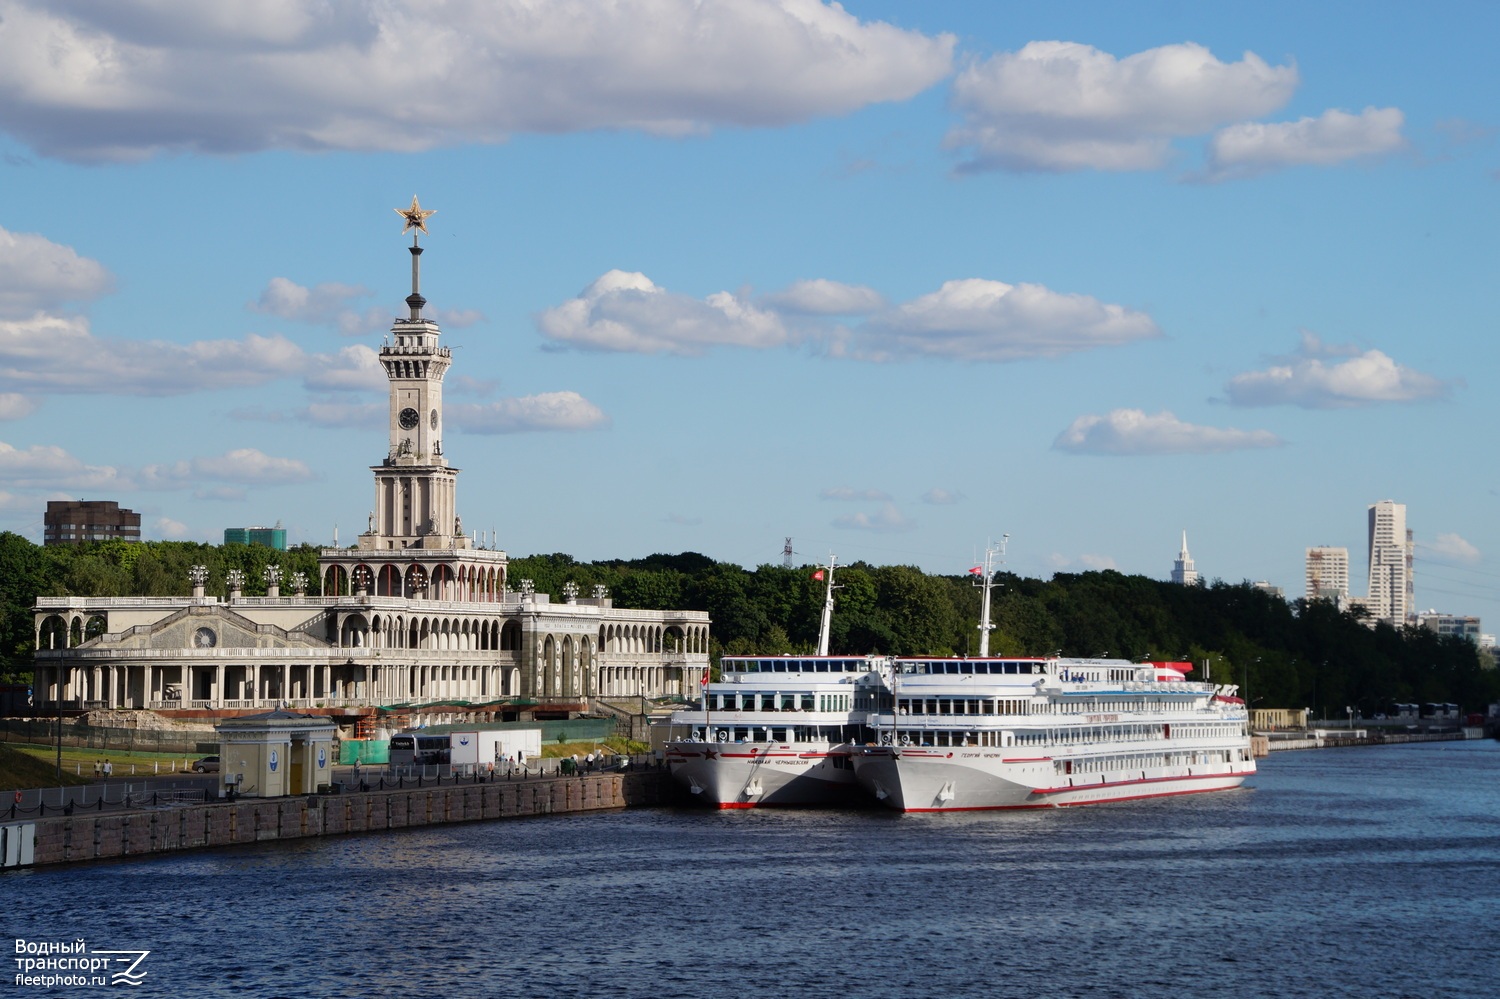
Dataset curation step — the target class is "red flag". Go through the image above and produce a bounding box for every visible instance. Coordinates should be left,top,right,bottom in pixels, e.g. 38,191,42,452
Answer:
700,671,709,687
811,569,825,581
968,566,983,575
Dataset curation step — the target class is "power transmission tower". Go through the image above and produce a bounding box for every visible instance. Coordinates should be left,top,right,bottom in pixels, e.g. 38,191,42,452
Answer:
782,537,795,569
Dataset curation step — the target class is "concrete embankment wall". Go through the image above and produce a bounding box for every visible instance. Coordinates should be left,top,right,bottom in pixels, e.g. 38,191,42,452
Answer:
1262,729,1479,753
19,771,681,869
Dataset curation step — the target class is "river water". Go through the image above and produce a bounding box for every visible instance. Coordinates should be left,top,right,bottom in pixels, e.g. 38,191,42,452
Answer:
5,740,1498,998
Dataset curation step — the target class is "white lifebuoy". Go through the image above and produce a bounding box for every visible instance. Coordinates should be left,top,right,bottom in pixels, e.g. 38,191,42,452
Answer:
901,735,912,746
716,730,729,743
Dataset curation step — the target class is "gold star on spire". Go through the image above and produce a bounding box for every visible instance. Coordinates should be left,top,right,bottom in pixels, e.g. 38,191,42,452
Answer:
395,195,436,235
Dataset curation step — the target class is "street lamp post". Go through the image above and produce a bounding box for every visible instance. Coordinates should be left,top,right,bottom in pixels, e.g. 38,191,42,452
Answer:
55,689,62,780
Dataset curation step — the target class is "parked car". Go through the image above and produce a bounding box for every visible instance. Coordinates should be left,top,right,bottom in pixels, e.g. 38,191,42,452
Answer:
191,755,220,773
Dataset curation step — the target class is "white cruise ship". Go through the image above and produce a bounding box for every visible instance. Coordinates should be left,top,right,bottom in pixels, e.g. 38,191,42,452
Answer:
850,657,1255,811
663,653,890,807
665,555,896,808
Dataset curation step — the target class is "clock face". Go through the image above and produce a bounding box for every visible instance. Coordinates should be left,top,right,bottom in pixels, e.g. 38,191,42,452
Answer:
399,407,420,430
429,409,438,430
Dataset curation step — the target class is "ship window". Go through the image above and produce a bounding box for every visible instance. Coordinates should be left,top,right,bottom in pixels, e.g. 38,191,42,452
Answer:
801,694,814,711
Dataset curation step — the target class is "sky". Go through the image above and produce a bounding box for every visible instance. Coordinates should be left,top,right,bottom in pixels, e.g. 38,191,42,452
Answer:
0,0,1496,628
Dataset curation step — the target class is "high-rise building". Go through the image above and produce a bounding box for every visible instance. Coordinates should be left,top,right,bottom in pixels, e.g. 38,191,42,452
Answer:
43,500,142,546
1415,611,1480,644
1305,546,1350,606
224,523,287,550
1367,500,1414,624
1170,531,1198,585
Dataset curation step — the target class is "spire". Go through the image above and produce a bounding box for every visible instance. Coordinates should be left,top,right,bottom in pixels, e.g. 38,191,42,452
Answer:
395,195,436,320
1172,530,1198,586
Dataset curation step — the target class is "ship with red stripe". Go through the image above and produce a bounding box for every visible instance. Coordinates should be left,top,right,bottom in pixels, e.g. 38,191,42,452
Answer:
663,652,890,807
665,555,892,808
849,657,1255,811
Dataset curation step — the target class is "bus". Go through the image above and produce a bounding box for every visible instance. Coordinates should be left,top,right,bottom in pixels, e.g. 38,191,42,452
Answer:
388,733,452,768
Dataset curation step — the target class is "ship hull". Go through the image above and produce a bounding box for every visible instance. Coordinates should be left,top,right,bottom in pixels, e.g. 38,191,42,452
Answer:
852,747,1254,812
665,742,865,808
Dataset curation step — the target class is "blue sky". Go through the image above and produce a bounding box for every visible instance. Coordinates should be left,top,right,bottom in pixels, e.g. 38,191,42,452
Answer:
0,1,1495,628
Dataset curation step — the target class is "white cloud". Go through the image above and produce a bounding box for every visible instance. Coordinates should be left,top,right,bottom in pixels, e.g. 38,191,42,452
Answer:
447,392,609,434
249,276,382,334
0,313,311,395
250,277,484,335
303,344,386,393
762,279,885,316
1053,409,1283,455
0,392,37,419
0,224,114,317
1079,554,1119,571
1427,533,1480,565
0,0,954,162
832,502,915,533
850,278,1159,362
820,486,892,501
1203,107,1406,181
432,307,484,329
1226,333,1453,408
0,489,34,512
538,270,790,355
922,488,962,505
948,41,1297,172
139,448,316,488
155,516,191,539
0,440,126,490
539,272,1158,363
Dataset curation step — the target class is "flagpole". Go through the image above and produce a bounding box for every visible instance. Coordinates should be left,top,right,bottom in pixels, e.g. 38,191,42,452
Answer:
815,554,838,657
974,535,1008,657
702,667,712,742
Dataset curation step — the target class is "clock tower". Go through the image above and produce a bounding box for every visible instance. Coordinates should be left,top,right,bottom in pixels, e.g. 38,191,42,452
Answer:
361,197,465,551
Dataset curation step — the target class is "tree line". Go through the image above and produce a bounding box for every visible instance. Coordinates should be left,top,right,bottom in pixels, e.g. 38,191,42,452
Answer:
2,533,1494,714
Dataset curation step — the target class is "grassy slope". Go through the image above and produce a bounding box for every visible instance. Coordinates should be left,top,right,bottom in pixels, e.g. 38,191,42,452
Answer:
0,743,93,790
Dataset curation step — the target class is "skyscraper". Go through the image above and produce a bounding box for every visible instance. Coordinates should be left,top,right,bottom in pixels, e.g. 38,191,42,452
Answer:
1305,546,1350,607
1171,531,1198,585
1367,500,1413,624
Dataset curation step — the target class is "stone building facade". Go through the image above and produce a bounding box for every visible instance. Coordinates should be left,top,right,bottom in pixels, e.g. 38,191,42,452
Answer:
32,208,710,721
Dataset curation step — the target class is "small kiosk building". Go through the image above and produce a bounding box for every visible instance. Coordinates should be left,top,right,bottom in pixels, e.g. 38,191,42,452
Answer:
215,710,337,797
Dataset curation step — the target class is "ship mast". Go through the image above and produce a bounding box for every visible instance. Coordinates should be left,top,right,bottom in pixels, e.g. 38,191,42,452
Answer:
974,535,1008,657
815,554,839,657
